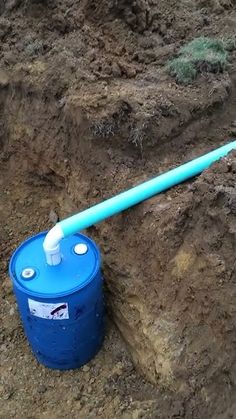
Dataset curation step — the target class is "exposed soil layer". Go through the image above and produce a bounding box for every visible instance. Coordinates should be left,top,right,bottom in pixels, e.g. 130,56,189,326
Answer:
1,0,236,418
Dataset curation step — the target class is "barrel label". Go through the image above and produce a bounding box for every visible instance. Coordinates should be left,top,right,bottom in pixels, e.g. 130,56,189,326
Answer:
28,299,69,320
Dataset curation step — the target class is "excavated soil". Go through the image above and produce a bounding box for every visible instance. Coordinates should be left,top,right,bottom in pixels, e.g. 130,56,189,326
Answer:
1,0,236,418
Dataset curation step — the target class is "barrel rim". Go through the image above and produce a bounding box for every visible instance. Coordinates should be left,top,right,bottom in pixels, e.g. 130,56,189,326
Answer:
9,231,102,298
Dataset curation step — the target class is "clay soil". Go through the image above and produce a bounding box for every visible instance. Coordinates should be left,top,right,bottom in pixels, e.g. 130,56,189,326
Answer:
1,0,236,418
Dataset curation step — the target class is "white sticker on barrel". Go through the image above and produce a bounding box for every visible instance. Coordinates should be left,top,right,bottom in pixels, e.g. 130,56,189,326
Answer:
28,299,69,320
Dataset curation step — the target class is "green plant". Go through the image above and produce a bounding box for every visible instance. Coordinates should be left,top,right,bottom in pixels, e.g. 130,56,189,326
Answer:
168,58,197,84
167,37,229,84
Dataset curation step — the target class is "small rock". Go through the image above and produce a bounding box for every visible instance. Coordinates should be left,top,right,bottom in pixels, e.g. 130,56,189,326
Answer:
117,60,137,78
37,385,47,394
76,401,82,410
39,198,51,208
89,378,95,384
66,398,73,405
3,51,17,66
3,390,14,400
49,209,59,224
0,344,7,352
87,386,92,394
160,23,167,34
82,365,90,372
9,307,14,316
58,97,66,109
111,62,122,77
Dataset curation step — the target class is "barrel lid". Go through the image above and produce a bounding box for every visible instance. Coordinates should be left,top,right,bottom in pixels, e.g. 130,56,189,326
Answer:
9,232,100,298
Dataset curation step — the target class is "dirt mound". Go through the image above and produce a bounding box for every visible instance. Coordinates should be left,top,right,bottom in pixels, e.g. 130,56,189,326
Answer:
103,153,236,394
0,0,235,157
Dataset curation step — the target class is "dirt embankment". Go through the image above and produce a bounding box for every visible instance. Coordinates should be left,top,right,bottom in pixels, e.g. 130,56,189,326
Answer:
1,0,236,418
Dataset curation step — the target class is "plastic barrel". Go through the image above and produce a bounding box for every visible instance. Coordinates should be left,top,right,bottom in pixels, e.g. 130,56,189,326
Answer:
9,232,104,370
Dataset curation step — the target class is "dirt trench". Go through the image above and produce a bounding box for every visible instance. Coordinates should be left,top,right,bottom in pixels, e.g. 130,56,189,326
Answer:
0,74,236,419
1,0,236,418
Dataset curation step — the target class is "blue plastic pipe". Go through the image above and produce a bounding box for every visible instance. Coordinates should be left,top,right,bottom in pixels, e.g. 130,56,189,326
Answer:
60,140,236,237
43,140,236,265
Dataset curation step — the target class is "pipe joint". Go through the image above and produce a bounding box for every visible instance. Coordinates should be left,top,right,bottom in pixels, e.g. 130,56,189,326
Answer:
43,224,64,266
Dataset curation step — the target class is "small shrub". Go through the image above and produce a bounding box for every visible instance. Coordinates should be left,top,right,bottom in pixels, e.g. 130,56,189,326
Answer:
168,58,197,84
25,40,44,57
91,118,117,138
167,37,229,84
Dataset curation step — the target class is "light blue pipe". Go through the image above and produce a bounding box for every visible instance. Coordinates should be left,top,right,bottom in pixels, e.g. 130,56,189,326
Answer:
61,140,236,236
43,140,236,265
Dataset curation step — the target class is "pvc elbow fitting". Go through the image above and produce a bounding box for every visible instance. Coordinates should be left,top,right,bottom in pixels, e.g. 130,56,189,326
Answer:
43,224,64,266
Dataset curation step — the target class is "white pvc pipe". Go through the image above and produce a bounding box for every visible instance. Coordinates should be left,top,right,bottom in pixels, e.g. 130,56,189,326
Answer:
43,224,64,265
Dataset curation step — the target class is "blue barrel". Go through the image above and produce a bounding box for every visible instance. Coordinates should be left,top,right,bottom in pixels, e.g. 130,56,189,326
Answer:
9,232,104,370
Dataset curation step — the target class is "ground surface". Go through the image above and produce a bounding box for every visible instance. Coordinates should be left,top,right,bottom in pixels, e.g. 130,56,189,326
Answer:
1,0,236,418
